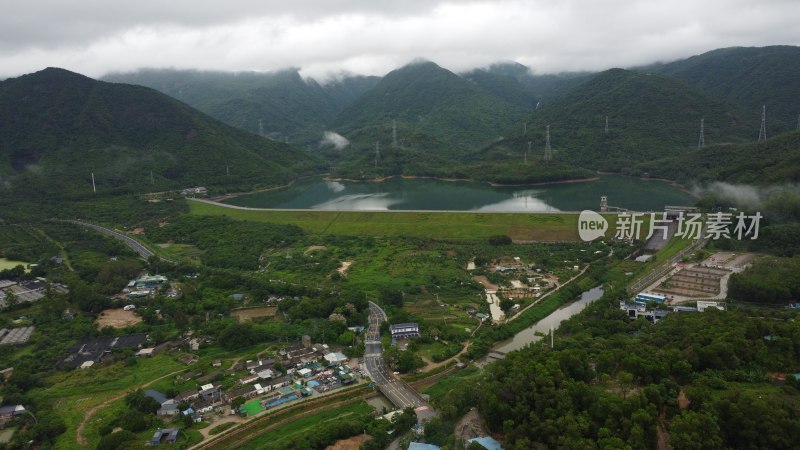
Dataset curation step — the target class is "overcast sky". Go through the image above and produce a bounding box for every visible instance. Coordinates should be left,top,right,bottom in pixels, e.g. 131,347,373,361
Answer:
1,0,799,80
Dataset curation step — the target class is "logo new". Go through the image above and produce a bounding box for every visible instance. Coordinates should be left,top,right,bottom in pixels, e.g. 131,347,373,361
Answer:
578,210,608,241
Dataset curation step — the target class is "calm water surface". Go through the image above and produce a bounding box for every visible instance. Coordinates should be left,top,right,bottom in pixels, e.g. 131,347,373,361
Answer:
493,286,605,354
224,175,695,212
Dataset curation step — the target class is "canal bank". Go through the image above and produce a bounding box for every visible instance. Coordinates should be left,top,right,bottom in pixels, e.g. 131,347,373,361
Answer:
474,286,605,366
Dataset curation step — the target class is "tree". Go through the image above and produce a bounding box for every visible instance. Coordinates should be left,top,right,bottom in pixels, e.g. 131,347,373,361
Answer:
669,410,722,450
125,389,160,414
338,331,356,347
3,288,18,308
97,431,136,450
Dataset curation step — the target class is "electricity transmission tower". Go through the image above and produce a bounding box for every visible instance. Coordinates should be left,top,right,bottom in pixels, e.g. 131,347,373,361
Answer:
605,116,609,134
543,125,553,161
374,142,381,168
392,120,398,147
525,141,531,165
698,118,705,149
758,105,767,142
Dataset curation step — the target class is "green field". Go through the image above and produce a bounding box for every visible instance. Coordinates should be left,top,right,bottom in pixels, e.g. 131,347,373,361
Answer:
188,200,583,240
237,400,373,450
0,258,28,271
32,355,185,449
243,399,264,416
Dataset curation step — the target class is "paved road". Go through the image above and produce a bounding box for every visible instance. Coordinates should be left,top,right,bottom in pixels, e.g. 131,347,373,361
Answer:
58,219,172,262
364,301,428,410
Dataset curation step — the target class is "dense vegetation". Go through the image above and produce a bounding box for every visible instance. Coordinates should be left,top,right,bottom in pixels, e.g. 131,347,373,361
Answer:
0,68,323,200
98,46,800,184
104,68,379,145
649,45,800,135
728,256,800,304
427,289,800,449
633,132,800,184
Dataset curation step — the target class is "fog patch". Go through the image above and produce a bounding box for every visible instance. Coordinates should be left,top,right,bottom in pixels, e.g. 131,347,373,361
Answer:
692,182,763,208
320,131,350,150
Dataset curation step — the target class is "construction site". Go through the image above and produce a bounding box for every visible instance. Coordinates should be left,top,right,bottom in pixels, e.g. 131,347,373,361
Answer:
648,252,754,303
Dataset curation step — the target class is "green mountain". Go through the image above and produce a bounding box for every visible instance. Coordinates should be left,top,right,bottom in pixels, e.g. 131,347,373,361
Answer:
633,131,800,184
488,68,762,170
462,67,539,109
0,68,321,199
103,68,380,145
649,46,800,135
333,60,531,151
484,62,593,104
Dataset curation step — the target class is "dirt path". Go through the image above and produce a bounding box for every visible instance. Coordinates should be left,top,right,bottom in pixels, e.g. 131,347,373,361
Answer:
197,415,246,439
418,320,482,372
76,369,184,446
505,264,590,322
29,226,75,271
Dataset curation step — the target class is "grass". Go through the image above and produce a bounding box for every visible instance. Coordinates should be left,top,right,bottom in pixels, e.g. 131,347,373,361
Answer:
237,400,373,450
188,200,583,240
32,355,185,449
155,243,204,265
0,258,29,271
209,422,237,435
422,366,482,402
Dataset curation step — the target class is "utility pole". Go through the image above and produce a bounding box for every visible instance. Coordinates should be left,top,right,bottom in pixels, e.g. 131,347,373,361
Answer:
758,105,767,142
550,326,554,349
523,122,527,136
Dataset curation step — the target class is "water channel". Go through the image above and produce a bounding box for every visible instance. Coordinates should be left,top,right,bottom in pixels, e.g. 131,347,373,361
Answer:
492,286,606,355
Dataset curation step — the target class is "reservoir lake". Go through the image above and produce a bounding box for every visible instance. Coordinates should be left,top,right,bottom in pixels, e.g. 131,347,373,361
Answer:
224,174,695,212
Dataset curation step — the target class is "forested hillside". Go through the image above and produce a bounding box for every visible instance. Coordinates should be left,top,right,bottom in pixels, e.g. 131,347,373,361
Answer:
650,45,800,135
493,68,760,170
0,68,322,200
334,60,531,151
104,68,379,144
633,131,800,183
428,290,800,449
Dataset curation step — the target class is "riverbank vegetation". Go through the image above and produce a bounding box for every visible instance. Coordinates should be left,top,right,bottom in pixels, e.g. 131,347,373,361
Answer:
423,286,800,449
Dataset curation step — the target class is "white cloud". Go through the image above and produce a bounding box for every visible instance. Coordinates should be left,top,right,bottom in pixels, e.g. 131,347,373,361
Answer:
320,131,350,150
1,0,799,79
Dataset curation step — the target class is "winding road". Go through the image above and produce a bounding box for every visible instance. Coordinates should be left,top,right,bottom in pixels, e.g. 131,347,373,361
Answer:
57,219,173,263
